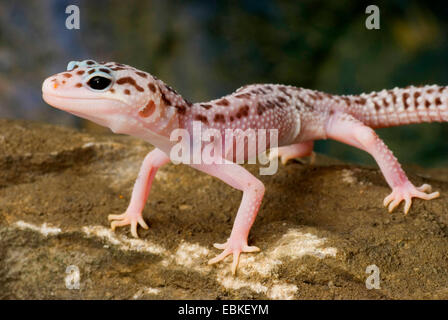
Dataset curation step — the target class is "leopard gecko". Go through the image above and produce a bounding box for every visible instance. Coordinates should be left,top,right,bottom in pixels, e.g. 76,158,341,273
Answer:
42,60,445,274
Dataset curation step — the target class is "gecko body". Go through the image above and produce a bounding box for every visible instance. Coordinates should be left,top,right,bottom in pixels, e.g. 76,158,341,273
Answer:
42,60,445,274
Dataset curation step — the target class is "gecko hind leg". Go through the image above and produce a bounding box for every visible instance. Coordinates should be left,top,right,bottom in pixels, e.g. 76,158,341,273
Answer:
269,141,315,165
325,112,439,214
108,148,170,238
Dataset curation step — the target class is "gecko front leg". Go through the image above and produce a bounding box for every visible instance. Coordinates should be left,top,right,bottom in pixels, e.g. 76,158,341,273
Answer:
108,148,170,237
190,159,264,274
325,112,439,214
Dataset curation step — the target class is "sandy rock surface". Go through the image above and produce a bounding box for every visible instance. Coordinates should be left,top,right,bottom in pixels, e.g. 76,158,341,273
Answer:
0,119,447,299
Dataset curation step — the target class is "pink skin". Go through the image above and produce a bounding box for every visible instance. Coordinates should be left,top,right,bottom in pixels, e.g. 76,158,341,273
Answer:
108,148,170,237
270,141,315,165
325,112,439,213
42,60,446,274
190,158,264,274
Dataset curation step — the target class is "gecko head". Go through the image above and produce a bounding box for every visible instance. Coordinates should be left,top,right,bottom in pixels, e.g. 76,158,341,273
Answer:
42,59,179,135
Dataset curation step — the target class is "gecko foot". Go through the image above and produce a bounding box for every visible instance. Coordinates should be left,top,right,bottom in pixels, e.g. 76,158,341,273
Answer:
269,148,316,165
108,211,149,238
208,238,260,275
383,183,440,214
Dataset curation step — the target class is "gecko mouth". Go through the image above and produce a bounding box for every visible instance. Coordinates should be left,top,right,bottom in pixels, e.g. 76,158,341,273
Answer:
42,92,129,128
42,92,128,109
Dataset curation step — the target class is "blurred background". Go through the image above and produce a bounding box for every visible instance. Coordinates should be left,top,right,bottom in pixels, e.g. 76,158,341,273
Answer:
0,0,447,167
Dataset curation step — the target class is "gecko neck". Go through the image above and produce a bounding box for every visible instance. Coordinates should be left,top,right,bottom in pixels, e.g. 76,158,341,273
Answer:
134,79,192,152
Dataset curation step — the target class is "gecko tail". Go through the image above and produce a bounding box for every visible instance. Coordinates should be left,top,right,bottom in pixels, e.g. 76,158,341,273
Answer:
345,85,448,129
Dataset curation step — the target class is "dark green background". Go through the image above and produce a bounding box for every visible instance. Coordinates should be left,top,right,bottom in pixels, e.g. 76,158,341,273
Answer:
0,0,447,166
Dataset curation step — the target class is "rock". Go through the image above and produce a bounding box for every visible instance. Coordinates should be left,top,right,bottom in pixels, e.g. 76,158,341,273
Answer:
0,118,447,299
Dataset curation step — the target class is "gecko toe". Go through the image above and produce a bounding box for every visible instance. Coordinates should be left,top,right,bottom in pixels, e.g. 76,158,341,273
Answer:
208,249,231,265
384,182,440,215
213,242,227,250
231,252,240,275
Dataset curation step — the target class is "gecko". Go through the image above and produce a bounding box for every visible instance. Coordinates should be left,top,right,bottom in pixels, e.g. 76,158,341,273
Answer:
42,59,445,274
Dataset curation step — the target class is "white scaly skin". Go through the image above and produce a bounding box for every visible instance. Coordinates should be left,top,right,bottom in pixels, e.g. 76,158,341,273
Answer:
43,60,445,274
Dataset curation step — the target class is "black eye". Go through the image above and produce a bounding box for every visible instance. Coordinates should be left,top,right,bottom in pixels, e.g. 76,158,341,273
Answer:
87,76,112,90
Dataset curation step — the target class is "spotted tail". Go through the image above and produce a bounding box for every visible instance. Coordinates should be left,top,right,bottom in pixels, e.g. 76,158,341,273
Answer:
342,85,448,129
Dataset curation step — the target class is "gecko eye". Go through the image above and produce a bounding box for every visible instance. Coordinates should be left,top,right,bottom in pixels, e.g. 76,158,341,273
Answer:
87,76,112,91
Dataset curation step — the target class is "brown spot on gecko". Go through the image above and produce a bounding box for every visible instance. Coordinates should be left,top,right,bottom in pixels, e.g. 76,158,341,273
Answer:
236,105,249,118
296,95,314,110
139,100,155,118
403,93,410,109
216,98,230,106
136,71,147,78
116,77,144,92
201,104,212,110
195,115,209,124
88,69,95,75
391,92,397,105
63,73,72,78
277,96,287,104
110,88,115,93
427,89,434,94
124,89,131,95
75,83,82,88
383,98,389,107
257,102,265,115
235,93,251,99
309,93,318,100
425,100,431,108
86,60,95,65
278,87,292,98
99,68,111,74
413,92,421,106
175,105,186,115
111,67,126,71
161,93,171,106
76,70,85,75
435,97,442,106
165,85,178,94
213,114,225,123
230,116,234,121
148,83,157,93
374,101,381,111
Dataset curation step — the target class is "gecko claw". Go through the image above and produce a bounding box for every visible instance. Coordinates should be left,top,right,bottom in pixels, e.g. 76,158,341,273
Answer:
383,183,440,214
108,212,149,238
209,239,260,275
